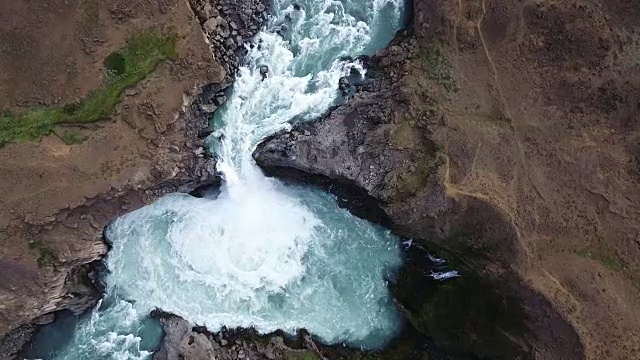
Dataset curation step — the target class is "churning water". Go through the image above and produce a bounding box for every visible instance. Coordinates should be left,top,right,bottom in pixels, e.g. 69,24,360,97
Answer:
28,0,406,358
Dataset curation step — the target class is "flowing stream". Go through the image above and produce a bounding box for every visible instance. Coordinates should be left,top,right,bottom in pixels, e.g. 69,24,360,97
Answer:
28,0,406,358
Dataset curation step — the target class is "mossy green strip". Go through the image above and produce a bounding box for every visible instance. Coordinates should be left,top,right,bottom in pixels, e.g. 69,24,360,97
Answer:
28,241,58,267
578,248,624,272
0,31,177,148
414,45,459,93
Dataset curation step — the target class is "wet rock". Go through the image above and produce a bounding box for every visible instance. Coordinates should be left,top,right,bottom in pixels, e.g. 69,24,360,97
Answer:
204,17,220,33
251,44,417,226
259,64,269,79
203,3,218,19
197,127,214,139
199,103,218,113
338,76,350,95
152,312,331,360
225,37,236,50
189,0,269,74
214,94,227,106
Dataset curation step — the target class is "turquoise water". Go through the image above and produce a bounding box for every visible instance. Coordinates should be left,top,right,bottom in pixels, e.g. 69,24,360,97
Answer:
27,0,407,358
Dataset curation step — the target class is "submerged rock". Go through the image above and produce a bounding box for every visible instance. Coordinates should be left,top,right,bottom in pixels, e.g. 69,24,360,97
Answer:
259,64,269,79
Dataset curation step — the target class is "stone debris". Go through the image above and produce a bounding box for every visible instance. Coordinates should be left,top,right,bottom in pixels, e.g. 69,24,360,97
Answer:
190,0,270,79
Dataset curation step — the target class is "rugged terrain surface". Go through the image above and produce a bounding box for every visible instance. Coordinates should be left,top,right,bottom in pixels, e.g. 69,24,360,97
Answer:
255,0,640,359
153,312,329,360
0,0,267,357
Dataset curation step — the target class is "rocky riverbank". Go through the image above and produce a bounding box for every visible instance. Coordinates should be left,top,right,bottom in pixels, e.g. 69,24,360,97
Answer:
0,0,267,358
254,0,640,359
189,0,269,78
153,312,329,360
152,309,454,360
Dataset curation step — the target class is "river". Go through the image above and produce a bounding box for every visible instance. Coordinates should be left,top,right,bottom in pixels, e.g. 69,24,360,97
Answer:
27,0,406,358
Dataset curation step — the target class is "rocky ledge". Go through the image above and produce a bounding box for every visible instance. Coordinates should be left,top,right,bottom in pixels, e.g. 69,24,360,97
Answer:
189,0,269,79
153,312,327,360
152,310,450,360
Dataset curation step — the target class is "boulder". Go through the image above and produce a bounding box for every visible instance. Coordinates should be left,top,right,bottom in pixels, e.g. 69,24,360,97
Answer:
259,65,269,79
338,76,350,95
204,17,221,33
214,95,227,106
203,3,218,19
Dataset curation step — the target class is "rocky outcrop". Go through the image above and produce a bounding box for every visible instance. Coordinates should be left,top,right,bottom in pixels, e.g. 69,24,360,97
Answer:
252,32,544,358
153,312,328,360
152,310,449,360
189,0,269,78
253,33,465,244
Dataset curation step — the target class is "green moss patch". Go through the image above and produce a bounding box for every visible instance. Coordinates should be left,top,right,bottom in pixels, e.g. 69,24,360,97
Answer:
414,45,458,93
28,241,58,267
0,31,177,147
104,52,127,76
59,130,86,145
578,247,624,272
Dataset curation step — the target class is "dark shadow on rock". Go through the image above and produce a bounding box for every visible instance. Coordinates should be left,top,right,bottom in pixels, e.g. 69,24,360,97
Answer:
257,163,392,227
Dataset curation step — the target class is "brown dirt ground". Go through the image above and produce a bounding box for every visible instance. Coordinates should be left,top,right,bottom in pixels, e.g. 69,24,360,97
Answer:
414,0,640,358
0,0,224,346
